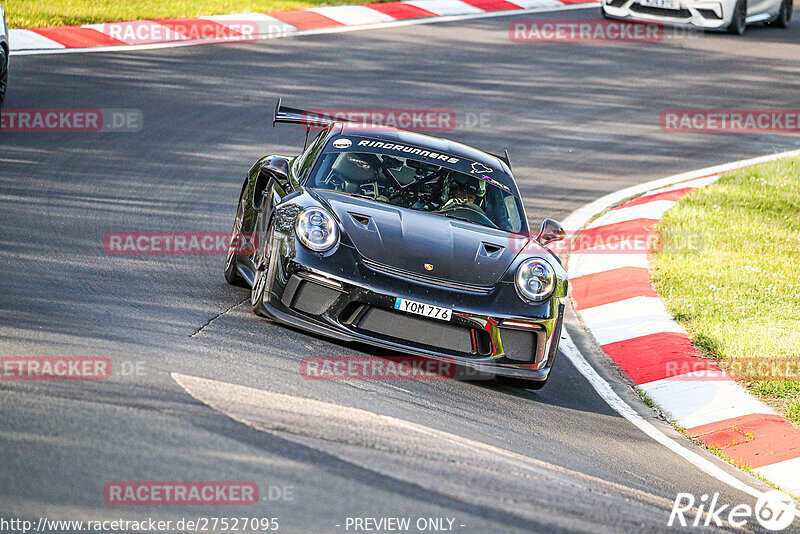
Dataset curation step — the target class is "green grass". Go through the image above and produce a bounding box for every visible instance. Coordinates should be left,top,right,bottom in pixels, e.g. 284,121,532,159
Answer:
652,156,800,427
7,0,392,29
633,386,656,409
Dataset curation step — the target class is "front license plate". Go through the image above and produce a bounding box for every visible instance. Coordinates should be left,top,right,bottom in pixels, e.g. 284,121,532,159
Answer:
640,0,681,8
394,298,452,322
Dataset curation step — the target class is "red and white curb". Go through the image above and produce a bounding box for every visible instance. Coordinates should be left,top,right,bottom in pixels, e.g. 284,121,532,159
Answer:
565,149,800,497
9,0,597,55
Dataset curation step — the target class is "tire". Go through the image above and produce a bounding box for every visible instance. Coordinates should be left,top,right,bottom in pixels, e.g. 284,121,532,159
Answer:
765,0,792,26
0,45,8,112
224,186,249,287
250,222,275,315
727,0,747,34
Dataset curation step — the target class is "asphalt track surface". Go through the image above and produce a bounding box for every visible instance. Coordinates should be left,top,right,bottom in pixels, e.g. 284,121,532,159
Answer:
2,6,800,533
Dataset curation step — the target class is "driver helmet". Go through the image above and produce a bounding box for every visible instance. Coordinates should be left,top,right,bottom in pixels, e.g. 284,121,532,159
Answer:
448,173,486,199
332,153,379,183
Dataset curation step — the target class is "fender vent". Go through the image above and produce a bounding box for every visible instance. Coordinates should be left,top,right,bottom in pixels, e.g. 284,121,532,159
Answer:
350,213,371,227
481,242,504,257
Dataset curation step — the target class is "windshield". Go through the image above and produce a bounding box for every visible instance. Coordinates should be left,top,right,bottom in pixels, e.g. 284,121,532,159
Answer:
307,150,525,233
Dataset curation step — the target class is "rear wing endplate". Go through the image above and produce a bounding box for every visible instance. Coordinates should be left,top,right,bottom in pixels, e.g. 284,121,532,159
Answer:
273,98,349,128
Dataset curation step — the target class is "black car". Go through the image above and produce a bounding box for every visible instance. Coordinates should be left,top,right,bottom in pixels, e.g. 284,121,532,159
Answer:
225,102,568,388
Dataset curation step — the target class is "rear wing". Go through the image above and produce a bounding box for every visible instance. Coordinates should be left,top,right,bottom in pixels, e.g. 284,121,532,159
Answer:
272,98,512,168
273,98,350,148
272,98,348,128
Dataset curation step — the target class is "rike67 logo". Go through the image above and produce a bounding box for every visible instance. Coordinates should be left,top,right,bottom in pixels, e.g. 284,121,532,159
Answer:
669,490,798,531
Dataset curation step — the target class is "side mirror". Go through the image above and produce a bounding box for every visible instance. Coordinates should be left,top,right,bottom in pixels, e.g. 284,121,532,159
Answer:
253,157,291,211
536,218,565,246
259,157,291,190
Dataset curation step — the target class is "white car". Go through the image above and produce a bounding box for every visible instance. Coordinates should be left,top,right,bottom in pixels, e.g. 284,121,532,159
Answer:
601,0,793,34
1,1,7,110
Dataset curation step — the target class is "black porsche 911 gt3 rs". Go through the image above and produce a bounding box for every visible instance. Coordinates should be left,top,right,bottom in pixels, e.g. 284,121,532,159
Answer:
225,101,568,388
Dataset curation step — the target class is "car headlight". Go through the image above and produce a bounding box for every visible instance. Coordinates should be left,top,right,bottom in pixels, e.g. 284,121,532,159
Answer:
515,258,556,302
295,207,339,252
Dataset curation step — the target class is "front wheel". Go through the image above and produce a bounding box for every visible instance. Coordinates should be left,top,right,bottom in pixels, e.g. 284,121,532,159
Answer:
251,223,275,315
727,0,747,34
0,46,8,112
224,186,248,287
765,0,792,27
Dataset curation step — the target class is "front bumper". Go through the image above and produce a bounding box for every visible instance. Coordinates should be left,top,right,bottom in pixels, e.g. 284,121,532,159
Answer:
245,230,566,381
602,0,733,28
